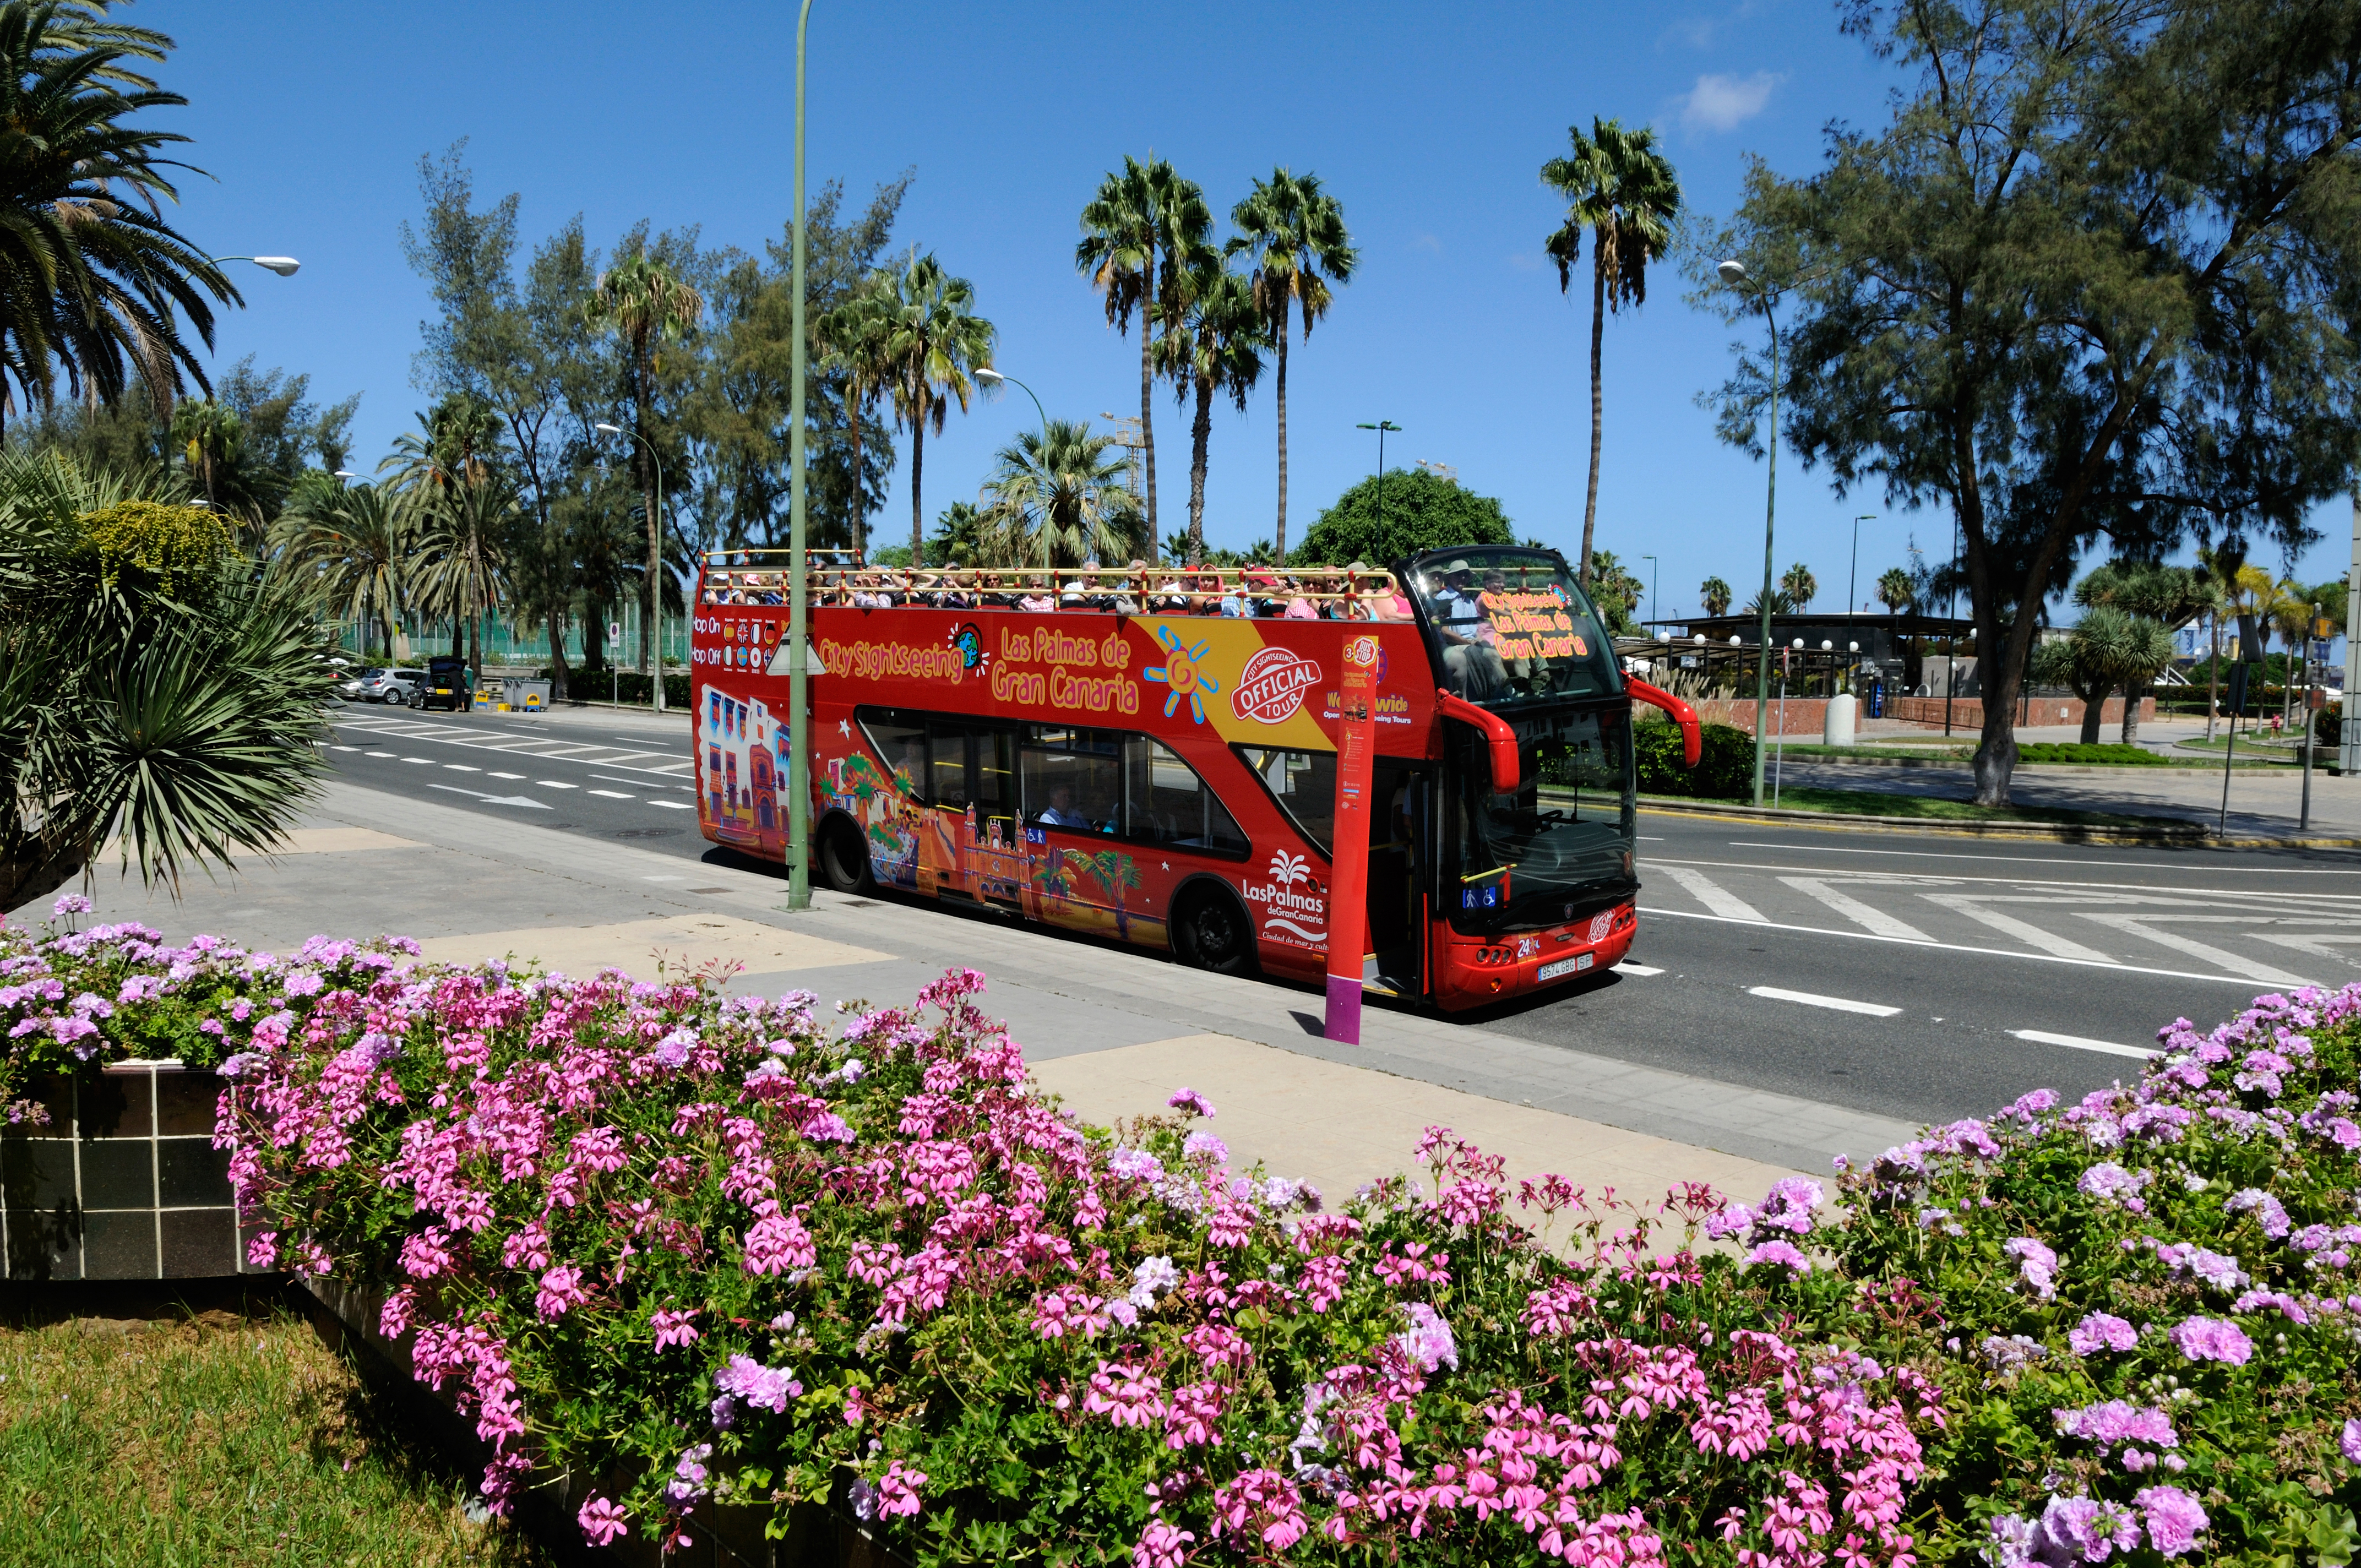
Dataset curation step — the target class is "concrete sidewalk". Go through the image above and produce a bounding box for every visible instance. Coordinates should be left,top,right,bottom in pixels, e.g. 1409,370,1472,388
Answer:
51,780,1928,1208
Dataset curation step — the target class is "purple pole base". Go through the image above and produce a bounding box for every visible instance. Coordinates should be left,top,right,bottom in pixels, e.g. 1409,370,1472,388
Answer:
1323,975,1363,1044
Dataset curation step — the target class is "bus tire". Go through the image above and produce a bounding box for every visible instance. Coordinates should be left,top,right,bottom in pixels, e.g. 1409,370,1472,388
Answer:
817,816,873,894
1172,885,1256,977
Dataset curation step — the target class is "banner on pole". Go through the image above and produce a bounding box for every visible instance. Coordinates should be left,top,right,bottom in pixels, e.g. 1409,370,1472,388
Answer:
1323,633,1381,1044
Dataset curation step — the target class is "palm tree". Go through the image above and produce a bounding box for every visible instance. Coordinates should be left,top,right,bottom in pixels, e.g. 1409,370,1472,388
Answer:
1076,158,1209,565
1227,169,1357,563
587,254,702,674
816,276,895,558
1875,567,1916,615
2195,539,2246,741
1780,562,1818,610
880,252,994,566
977,420,1142,570
1700,575,1733,617
1157,260,1265,565
1541,119,1680,590
0,5,238,434
268,482,416,660
409,476,513,673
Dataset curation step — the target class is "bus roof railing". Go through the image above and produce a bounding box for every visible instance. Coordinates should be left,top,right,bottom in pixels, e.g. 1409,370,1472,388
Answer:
695,559,1403,609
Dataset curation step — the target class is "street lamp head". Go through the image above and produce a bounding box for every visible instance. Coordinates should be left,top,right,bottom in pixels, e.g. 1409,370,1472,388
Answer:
974,368,1004,383
333,469,358,479
253,256,300,276
1716,259,1748,286
594,422,624,435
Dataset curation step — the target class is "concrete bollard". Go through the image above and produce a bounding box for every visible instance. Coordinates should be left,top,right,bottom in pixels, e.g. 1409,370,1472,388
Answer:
1824,692,1858,747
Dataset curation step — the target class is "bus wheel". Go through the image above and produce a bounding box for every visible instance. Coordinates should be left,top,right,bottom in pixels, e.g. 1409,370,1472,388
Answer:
1173,887,1255,976
818,818,873,894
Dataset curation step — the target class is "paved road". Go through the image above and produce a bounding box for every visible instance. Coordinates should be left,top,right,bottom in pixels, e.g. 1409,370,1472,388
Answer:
320,701,2361,1130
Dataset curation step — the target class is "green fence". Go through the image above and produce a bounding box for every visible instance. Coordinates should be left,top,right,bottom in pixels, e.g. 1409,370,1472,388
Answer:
331,609,689,671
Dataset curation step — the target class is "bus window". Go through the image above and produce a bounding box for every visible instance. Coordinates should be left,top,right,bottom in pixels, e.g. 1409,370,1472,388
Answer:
1024,727,1123,833
975,727,1015,814
927,720,972,809
857,709,929,802
1234,747,1337,856
1123,735,1247,855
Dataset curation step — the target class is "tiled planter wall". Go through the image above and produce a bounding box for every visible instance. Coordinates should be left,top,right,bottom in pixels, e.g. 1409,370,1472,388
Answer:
1,1063,256,1281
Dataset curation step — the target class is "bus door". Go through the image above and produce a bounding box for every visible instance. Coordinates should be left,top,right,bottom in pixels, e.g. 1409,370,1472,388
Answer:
1019,727,1132,937
1367,761,1429,999
921,718,1019,903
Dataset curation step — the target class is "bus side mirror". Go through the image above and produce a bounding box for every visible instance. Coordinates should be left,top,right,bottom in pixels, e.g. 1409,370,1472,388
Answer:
1626,678,1702,767
1435,689,1519,793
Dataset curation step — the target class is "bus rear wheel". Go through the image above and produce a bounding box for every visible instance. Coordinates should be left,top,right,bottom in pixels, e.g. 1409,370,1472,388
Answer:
1173,886,1255,976
818,818,873,894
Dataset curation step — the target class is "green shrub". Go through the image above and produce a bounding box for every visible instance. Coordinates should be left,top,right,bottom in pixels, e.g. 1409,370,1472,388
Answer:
1634,718,1756,799
2013,742,2172,766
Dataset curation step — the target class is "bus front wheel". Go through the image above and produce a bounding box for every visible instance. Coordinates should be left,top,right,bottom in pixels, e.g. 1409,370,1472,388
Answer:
817,818,873,894
1173,887,1255,976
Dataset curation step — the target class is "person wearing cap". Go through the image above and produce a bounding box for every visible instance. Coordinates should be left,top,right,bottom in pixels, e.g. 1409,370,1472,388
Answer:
1430,559,1503,696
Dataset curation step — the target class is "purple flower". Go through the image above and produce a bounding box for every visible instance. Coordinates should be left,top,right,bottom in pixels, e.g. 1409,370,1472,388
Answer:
2006,1236,2060,1300
1992,1496,2140,1565
1166,1087,1216,1118
714,1354,799,1414
2077,1162,2152,1207
1181,1130,1228,1164
1395,1302,1459,1372
2224,1188,2291,1238
1107,1147,1164,1183
2054,1399,2178,1452
578,1495,630,1547
51,893,92,918
2135,1485,2207,1558
1744,1239,1811,1275
650,1027,697,1068
2344,1418,2361,1463
1979,1335,2047,1372
2170,1316,2253,1366
2068,1312,2139,1355
1129,1255,1178,1307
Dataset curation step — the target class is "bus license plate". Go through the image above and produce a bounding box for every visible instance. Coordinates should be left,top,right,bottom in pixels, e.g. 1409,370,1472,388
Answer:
1538,954,1592,982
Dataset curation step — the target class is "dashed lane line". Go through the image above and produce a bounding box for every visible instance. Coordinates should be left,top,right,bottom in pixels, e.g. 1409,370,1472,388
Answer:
537,781,578,790
1613,961,1663,976
2009,1028,2157,1060
1748,985,1902,1017
364,752,396,758
489,772,525,780
588,789,634,799
648,800,696,810
443,764,479,771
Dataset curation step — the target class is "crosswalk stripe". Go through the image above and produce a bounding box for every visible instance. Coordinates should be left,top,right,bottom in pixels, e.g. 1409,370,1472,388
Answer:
2075,914,2314,987
1919,894,2113,963
1656,864,1765,922
1779,877,1932,941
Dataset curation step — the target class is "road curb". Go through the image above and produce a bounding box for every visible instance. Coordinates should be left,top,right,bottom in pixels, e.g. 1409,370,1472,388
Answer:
1634,797,2361,850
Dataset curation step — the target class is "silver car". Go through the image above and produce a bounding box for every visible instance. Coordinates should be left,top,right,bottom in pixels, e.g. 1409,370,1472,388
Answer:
356,669,422,704
336,665,383,701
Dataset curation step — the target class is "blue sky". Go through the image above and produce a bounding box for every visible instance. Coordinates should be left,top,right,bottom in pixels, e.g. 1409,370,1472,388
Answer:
145,0,2354,634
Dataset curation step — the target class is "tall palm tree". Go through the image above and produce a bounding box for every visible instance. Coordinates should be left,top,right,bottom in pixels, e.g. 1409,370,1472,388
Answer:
1157,261,1265,565
0,4,238,434
1541,119,1681,590
1076,157,1209,566
816,276,895,558
881,252,994,567
410,476,513,673
978,419,1142,570
587,254,701,674
1700,575,1733,617
1875,567,1916,615
1227,169,1357,563
1780,561,1818,609
267,482,416,660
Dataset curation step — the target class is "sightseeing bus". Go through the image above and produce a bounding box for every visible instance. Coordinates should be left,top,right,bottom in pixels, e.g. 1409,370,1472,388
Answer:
688,547,1698,1012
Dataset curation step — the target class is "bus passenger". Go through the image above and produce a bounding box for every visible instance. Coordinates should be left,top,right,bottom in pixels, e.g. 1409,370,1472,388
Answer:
1282,578,1319,619
1037,781,1090,827
1018,581,1056,614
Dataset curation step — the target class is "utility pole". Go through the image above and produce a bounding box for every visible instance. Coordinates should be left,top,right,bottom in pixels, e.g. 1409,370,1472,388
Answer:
2345,488,2360,775
1103,411,1147,560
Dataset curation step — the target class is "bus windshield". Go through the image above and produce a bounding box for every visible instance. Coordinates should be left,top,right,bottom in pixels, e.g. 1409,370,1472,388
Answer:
1405,548,1619,706
1450,704,1634,932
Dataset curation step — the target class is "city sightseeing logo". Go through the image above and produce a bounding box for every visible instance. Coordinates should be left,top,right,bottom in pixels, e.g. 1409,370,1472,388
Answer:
1343,635,1379,670
946,622,989,674
1231,646,1321,725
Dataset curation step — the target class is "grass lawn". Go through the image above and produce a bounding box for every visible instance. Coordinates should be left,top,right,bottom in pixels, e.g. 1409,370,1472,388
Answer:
1637,786,2193,830
0,1281,553,1568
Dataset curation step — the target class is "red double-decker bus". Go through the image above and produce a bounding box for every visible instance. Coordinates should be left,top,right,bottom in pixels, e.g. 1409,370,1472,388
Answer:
689,547,1696,1011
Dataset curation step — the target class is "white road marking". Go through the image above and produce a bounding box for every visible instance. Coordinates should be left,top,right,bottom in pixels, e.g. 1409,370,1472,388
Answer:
401,757,435,765
1780,876,1932,941
488,772,525,780
2251,932,2361,970
1657,864,1765,922
2009,1028,2158,1060
644,874,684,881
442,764,479,771
426,783,549,809
1613,961,1663,976
1641,908,2261,985
364,751,395,758
592,775,649,787
647,799,695,810
537,781,577,790
1748,985,1902,1017
588,789,634,799
2074,913,2315,987
1666,853,2361,905
329,745,359,752
1918,894,2114,963
1722,841,2361,879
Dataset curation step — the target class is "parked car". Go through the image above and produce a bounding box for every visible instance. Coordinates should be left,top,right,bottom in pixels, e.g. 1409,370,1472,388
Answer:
355,669,423,704
336,665,383,701
413,656,470,711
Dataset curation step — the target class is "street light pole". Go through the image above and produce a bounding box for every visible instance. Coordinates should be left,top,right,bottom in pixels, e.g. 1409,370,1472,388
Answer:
976,369,1049,584
1849,514,1875,613
1641,554,1658,628
208,255,302,276
1355,421,1401,552
595,421,672,713
1718,260,1781,805
784,0,817,911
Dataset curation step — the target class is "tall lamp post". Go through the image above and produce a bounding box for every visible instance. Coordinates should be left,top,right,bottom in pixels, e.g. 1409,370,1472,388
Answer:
1641,553,1659,628
1355,421,1401,546
975,368,1050,584
595,421,672,714
1848,514,1876,613
1717,259,1782,805
785,0,818,910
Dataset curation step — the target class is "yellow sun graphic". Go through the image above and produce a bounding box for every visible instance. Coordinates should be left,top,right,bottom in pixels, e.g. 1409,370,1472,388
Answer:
1140,624,1221,723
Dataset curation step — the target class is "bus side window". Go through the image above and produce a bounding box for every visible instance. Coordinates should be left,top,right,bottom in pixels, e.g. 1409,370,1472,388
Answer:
1023,727,1122,833
1234,747,1337,856
1125,735,1245,853
926,720,972,809
856,709,929,803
